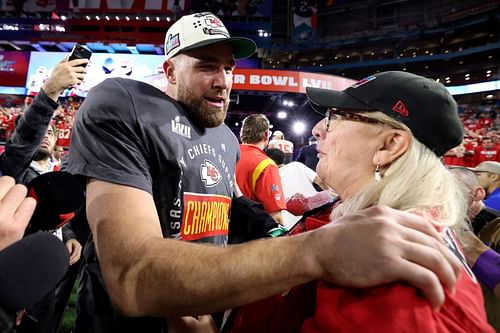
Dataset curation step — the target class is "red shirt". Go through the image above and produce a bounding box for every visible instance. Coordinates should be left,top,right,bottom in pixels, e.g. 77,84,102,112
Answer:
236,144,286,213
56,123,72,147
268,139,294,154
478,117,493,129
226,208,494,333
474,146,500,164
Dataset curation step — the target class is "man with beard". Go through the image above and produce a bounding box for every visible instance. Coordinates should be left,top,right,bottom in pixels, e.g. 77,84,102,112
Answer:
1,56,87,184
67,12,466,333
28,125,58,174
0,57,86,333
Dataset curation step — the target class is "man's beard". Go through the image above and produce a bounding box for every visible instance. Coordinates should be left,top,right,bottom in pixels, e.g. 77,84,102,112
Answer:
177,84,228,128
34,148,50,162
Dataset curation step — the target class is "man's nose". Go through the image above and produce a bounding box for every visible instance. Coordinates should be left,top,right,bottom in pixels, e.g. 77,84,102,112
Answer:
213,68,230,89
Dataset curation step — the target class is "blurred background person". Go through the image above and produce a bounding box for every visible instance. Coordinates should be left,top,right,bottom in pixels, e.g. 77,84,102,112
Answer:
449,166,500,236
296,135,319,172
268,129,294,164
449,166,500,330
265,147,330,229
473,161,500,210
236,114,286,224
52,145,65,168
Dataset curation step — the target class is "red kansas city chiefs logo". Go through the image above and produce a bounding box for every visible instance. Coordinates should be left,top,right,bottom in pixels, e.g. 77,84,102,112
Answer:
205,15,223,28
200,159,222,187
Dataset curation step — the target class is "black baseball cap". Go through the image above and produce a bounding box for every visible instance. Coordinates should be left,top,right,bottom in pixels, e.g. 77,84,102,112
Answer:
306,71,464,156
27,171,84,232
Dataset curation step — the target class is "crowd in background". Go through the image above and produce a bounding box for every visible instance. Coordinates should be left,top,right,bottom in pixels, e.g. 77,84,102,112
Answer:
0,97,81,154
0,10,498,333
0,96,499,168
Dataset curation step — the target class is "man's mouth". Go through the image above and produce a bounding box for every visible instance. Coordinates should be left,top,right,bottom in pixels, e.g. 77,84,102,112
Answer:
205,96,225,107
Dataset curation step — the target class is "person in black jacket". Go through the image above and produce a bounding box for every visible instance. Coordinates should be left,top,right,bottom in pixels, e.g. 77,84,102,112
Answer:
0,56,87,184
296,136,319,171
0,56,88,333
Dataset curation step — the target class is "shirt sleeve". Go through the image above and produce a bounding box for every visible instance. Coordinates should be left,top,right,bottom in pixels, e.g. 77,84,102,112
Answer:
66,78,152,193
255,164,287,213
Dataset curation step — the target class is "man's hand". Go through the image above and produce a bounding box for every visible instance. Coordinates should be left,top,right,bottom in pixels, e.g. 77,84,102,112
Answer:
167,315,217,333
0,176,36,251
42,57,88,101
305,205,462,311
65,238,82,265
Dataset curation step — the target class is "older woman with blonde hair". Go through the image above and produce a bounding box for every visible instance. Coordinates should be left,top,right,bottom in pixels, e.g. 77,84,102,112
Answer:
226,71,494,333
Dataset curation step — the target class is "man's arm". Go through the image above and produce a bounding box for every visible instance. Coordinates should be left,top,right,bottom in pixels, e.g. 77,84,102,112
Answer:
0,58,88,181
459,230,500,297
87,179,462,317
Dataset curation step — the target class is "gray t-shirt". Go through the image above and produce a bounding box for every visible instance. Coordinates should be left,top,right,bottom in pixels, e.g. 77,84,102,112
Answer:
67,77,239,245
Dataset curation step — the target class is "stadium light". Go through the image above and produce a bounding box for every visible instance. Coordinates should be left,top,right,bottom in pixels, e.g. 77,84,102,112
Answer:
277,111,287,119
292,121,307,135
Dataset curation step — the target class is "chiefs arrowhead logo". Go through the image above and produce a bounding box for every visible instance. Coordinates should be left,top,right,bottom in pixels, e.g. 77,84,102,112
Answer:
200,159,222,187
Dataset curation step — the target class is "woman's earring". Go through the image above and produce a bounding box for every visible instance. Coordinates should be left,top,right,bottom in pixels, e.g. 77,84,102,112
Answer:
375,162,382,182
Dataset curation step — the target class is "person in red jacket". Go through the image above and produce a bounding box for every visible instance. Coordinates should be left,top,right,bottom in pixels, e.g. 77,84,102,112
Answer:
475,136,500,165
226,71,494,333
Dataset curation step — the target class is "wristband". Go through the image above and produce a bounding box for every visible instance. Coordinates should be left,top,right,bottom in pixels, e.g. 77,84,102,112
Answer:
266,225,289,238
471,249,500,291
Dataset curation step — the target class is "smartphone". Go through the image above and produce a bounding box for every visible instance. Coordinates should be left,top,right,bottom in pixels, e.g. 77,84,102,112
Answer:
68,44,92,67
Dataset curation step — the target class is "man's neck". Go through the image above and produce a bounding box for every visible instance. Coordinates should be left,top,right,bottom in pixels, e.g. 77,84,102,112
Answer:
243,141,267,151
33,158,50,170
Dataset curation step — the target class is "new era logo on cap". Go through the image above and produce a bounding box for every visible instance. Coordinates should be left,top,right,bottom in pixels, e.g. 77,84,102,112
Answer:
164,12,256,61
392,100,409,117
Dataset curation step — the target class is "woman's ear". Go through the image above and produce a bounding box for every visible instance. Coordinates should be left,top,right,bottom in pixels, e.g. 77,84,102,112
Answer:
164,60,176,84
472,185,486,202
373,129,411,167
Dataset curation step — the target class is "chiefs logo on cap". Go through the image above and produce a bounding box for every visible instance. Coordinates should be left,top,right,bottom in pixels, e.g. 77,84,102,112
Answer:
205,15,223,28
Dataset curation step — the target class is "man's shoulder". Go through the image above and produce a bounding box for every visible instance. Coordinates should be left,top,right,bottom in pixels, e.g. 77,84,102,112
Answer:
95,78,170,101
284,161,302,168
282,161,315,174
489,187,500,198
87,78,179,115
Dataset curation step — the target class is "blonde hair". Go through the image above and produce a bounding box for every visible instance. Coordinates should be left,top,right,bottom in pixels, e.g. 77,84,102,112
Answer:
331,112,467,228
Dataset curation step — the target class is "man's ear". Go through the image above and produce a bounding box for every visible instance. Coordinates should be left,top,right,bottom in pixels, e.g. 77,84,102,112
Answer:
263,130,270,142
163,60,176,84
472,185,486,202
373,129,411,167
491,173,500,183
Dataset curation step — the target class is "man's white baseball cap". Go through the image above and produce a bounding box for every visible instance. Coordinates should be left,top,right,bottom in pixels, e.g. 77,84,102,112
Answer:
164,12,257,61
272,130,284,138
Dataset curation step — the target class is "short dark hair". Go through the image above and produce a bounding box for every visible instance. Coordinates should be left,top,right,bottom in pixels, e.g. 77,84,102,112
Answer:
265,148,285,165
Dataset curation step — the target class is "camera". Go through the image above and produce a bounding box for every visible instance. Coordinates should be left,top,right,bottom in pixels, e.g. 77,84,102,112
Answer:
68,44,92,67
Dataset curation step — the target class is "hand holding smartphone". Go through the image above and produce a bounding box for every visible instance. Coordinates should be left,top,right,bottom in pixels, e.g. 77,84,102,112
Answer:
68,44,92,67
